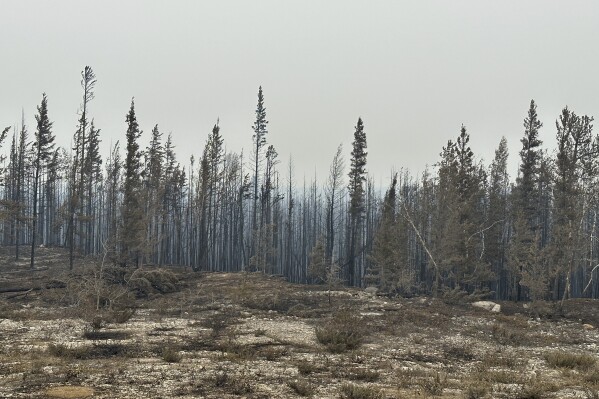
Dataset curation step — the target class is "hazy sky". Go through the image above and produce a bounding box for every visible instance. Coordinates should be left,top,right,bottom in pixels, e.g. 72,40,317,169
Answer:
1,1,599,184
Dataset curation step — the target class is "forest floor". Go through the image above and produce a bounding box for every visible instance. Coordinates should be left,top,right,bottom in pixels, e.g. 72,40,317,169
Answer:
2,248,599,398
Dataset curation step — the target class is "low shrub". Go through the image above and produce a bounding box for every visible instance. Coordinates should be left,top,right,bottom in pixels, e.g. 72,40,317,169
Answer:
129,269,180,298
348,368,380,382
444,343,475,361
297,360,320,375
162,346,182,363
584,368,599,385
463,381,490,399
287,379,316,397
48,343,134,359
517,379,548,399
339,383,383,399
544,351,596,371
260,345,287,361
82,329,131,340
583,387,599,399
202,309,241,338
315,311,366,353
491,323,527,346
419,372,447,397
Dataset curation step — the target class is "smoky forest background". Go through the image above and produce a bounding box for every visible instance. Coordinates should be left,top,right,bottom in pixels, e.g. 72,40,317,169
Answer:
2,66,599,302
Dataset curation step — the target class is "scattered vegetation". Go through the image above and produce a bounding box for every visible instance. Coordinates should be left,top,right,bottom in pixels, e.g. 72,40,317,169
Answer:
3,265,599,398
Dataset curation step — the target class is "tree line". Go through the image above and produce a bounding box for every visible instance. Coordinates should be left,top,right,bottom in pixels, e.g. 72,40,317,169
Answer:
1,66,598,301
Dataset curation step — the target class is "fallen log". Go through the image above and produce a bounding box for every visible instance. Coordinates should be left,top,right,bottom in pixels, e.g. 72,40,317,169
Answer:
3,267,49,274
6,288,34,299
0,281,66,294
0,286,35,294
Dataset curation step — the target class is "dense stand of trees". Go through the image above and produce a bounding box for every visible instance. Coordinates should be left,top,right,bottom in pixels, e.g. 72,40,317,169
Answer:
2,67,599,301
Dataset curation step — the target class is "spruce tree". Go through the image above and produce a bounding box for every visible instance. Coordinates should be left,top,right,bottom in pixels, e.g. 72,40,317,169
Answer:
368,174,402,292
77,66,97,254
549,108,595,301
347,117,367,286
454,126,489,289
85,120,102,254
251,87,268,254
15,121,27,260
206,121,224,270
486,137,509,298
105,142,121,258
31,94,55,269
435,126,489,291
144,124,164,264
122,99,144,267
509,100,544,301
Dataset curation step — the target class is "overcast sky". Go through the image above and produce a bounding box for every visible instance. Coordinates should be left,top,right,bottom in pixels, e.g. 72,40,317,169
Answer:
1,1,598,184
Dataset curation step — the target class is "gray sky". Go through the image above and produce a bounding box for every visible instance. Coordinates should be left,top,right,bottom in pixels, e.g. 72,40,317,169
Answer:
1,1,599,184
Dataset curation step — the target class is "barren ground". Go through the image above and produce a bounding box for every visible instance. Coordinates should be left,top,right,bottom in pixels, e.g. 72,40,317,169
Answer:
2,248,599,398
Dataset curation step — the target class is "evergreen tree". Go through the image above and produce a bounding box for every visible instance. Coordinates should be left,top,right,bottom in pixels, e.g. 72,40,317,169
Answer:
435,126,489,291
308,236,326,282
76,66,97,254
509,100,544,300
121,99,144,267
143,124,164,264
251,86,268,251
549,108,595,301
454,126,490,289
85,120,102,254
347,117,367,286
486,137,510,298
105,141,121,258
434,139,459,291
206,121,224,270
368,174,404,292
31,93,55,269
15,121,27,259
